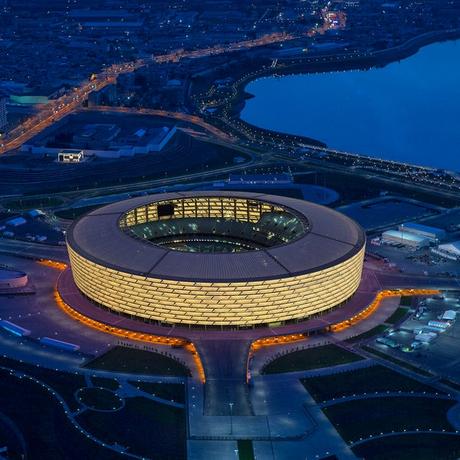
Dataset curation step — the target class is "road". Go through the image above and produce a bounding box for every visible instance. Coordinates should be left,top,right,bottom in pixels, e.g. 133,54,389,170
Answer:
0,2,343,156
0,31,296,155
84,106,235,143
0,238,68,261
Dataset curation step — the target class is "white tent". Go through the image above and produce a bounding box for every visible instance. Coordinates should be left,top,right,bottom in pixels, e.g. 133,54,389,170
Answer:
438,242,460,257
442,310,457,321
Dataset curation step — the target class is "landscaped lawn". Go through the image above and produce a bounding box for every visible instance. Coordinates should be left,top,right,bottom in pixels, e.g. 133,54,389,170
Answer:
385,307,410,325
77,397,186,459
262,344,363,374
353,433,460,460
54,204,101,220
0,368,126,459
345,325,388,343
84,346,191,377
77,387,124,411
302,365,441,402
91,376,120,391
0,356,85,412
323,397,456,443
128,381,186,404
400,296,413,307
3,196,64,210
362,346,433,377
237,440,255,460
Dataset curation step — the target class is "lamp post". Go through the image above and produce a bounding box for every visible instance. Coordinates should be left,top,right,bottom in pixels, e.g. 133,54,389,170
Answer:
229,402,234,436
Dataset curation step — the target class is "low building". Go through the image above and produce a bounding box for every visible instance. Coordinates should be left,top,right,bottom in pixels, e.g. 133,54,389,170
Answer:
398,222,446,242
112,126,177,155
6,217,27,227
442,310,456,321
381,230,429,248
431,241,460,260
27,209,45,218
25,125,177,158
73,124,120,149
0,268,28,289
58,149,85,163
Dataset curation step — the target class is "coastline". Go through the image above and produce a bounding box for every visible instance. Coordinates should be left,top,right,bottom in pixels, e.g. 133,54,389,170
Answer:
225,28,460,154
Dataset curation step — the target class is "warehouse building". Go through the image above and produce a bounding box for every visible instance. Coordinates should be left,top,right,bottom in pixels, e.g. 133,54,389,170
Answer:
398,222,446,243
382,230,429,249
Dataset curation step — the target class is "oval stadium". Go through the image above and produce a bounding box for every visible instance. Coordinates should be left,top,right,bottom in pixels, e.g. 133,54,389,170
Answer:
66,191,366,328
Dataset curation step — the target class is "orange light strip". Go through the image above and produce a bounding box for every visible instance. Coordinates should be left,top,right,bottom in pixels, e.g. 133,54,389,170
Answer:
246,333,307,383
184,343,206,385
329,288,440,333
38,259,68,271
53,288,206,383
251,333,307,352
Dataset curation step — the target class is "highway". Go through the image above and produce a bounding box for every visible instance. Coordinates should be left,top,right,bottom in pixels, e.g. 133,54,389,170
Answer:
0,32,297,155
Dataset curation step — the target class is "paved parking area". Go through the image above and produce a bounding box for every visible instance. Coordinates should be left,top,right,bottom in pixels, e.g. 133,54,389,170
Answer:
371,294,460,380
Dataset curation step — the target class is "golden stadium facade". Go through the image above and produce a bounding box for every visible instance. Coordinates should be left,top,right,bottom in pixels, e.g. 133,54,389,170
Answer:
66,192,365,328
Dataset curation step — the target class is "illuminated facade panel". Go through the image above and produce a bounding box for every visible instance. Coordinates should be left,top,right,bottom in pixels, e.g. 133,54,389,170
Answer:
66,192,365,328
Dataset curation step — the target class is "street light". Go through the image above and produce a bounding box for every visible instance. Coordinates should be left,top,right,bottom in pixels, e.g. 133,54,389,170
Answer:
229,402,234,435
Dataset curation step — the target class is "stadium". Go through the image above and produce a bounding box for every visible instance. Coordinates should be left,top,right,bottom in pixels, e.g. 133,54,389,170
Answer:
66,191,366,329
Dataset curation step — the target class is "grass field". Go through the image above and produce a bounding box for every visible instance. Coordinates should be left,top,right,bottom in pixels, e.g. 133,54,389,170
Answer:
77,397,186,459
262,344,364,374
84,346,191,377
400,296,413,307
237,440,255,460
385,307,411,325
0,368,126,459
323,397,456,443
352,433,460,460
3,196,64,210
302,365,441,402
0,356,85,412
91,376,120,391
128,381,186,404
362,346,433,377
54,204,101,220
345,325,388,343
77,387,124,411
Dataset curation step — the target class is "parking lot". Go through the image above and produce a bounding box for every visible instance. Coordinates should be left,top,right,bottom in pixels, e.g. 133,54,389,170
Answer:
368,244,460,277
371,293,460,380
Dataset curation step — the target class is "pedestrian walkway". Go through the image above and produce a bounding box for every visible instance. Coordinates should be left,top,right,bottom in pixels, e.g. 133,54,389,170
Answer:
187,374,358,460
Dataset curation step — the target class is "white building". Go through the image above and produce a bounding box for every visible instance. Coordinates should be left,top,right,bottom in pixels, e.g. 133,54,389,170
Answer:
431,241,460,261
5,217,27,227
398,222,446,243
441,310,456,321
382,230,429,249
58,149,85,163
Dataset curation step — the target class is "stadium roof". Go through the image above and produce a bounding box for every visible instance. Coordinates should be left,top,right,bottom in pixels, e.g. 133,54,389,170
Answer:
67,191,365,282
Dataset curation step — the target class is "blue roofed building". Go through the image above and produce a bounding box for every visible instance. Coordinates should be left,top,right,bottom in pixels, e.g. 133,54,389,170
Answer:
398,222,446,242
